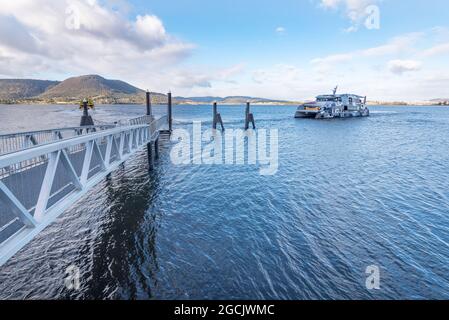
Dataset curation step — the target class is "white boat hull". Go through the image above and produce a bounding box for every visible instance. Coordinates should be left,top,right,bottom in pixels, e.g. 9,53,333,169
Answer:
295,109,369,119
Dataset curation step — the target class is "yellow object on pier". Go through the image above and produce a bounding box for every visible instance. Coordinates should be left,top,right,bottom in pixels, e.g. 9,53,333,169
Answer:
79,98,95,109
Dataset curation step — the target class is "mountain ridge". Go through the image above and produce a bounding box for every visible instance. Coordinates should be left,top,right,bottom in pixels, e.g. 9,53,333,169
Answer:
0,75,167,104
39,75,144,99
0,79,60,100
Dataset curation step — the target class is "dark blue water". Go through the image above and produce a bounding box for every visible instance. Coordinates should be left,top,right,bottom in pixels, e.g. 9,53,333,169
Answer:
0,104,448,299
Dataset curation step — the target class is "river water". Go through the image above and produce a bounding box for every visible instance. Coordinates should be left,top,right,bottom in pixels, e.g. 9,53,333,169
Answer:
0,104,448,299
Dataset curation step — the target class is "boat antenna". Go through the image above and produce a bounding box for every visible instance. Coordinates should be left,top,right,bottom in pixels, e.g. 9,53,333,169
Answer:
333,86,338,96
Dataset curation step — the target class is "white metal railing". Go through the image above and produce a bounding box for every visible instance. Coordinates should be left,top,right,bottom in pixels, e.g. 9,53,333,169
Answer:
129,115,154,126
0,125,116,156
0,117,165,267
151,115,168,134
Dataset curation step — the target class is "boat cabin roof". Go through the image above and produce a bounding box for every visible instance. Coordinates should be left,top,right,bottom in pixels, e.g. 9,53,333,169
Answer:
316,94,364,99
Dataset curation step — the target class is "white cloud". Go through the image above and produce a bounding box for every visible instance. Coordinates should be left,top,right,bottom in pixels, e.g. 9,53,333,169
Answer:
0,15,42,55
319,0,380,17
237,29,446,101
0,1,447,101
319,0,382,31
361,32,423,56
134,15,166,44
311,53,354,66
421,43,449,57
276,27,286,35
320,0,341,8
217,63,246,81
310,32,423,73
185,29,448,101
0,0,200,91
162,63,246,91
253,64,302,84
388,60,422,75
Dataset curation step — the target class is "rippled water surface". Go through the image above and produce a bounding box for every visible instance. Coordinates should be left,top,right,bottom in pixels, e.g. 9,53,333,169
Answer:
0,104,448,299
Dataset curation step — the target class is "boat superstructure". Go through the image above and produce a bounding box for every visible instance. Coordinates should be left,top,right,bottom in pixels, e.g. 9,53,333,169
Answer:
295,87,369,119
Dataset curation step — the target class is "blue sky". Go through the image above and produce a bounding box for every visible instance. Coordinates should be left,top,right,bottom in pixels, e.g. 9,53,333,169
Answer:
0,0,448,100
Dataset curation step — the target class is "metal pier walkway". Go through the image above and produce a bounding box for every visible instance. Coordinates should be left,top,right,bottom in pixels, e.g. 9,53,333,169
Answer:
0,114,169,266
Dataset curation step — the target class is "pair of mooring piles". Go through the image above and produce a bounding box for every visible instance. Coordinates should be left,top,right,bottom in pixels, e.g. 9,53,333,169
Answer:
212,101,256,131
77,91,173,172
146,91,173,171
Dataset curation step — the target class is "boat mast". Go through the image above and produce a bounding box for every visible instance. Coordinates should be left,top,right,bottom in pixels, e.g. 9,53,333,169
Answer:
333,86,338,96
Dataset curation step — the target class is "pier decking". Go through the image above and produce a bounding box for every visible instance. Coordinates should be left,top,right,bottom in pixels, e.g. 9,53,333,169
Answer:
0,114,169,267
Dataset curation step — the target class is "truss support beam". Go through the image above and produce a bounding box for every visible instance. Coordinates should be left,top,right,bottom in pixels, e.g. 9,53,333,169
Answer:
0,116,167,267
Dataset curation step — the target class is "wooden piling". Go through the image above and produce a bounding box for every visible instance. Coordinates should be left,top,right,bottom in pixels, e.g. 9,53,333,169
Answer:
213,102,225,131
146,90,152,116
80,98,94,126
168,92,173,132
245,101,255,130
213,102,217,130
147,142,154,171
82,99,88,117
154,137,159,159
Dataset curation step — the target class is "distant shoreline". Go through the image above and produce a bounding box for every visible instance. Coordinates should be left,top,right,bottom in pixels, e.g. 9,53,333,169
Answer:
2,75,448,107
0,102,447,107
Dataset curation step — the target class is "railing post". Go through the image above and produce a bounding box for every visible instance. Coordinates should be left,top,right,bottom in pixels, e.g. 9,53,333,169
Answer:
104,135,113,167
34,150,61,221
80,142,94,186
168,92,173,133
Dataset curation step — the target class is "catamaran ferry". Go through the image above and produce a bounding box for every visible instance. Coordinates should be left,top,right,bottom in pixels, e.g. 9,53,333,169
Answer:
295,87,369,119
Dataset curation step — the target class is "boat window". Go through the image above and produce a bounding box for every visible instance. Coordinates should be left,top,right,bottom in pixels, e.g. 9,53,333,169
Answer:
349,97,353,104
318,97,337,102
